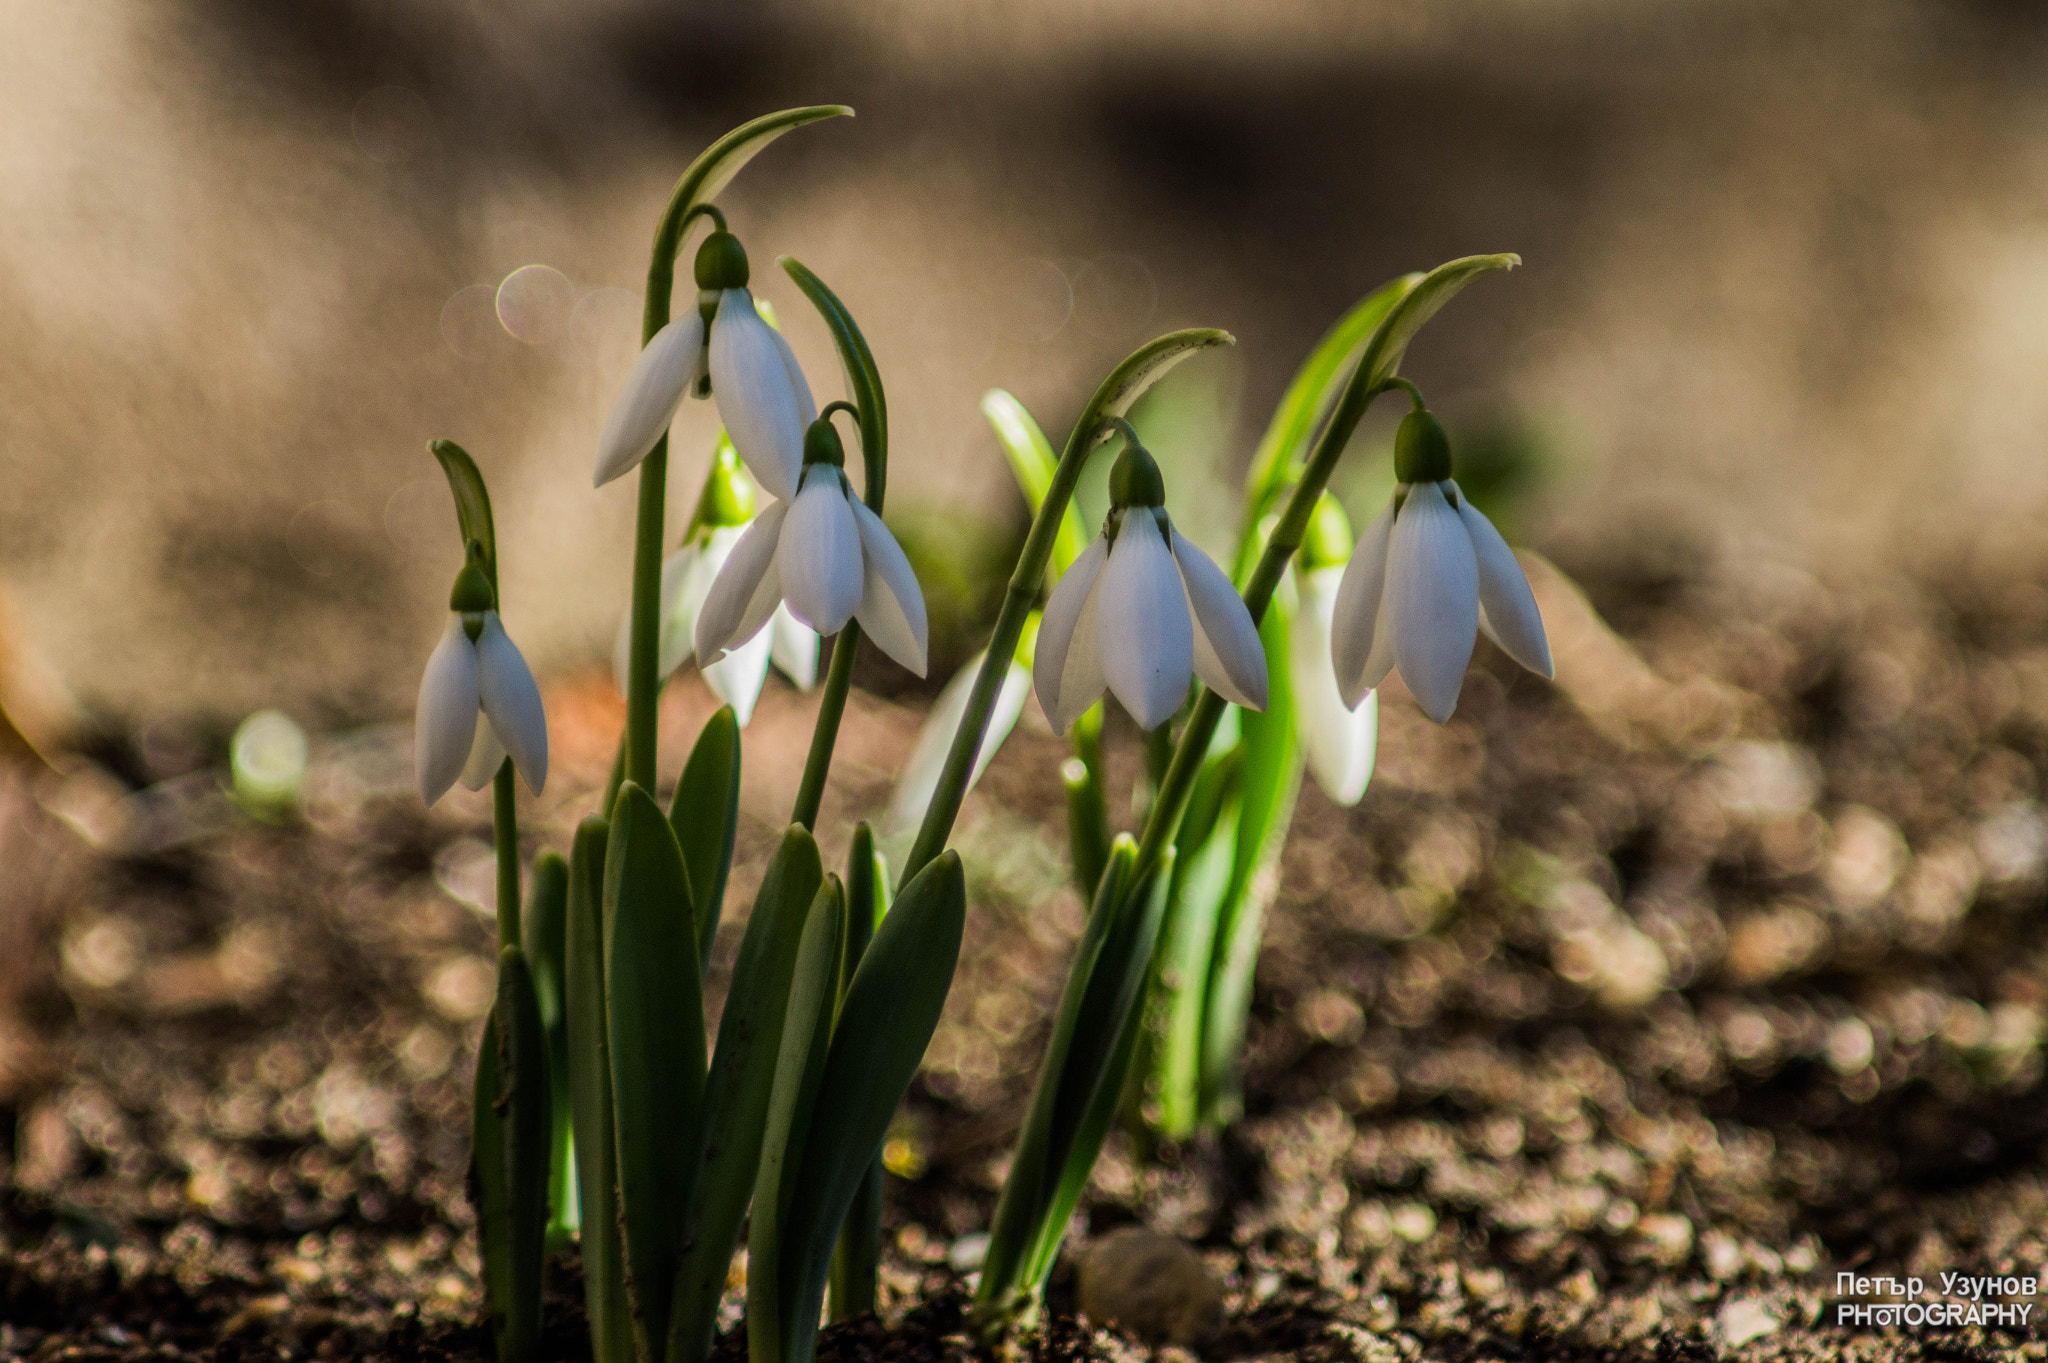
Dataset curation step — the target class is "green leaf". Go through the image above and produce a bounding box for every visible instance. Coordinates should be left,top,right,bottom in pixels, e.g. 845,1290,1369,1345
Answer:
564,818,632,1363
1075,329,1234,459
603,782,705,1360
665,826,824,1363
982,390,1088,579
1242,275,1418,507
522,853,576,1246
780,259,888,512
973,840,1135,1333
1027,848,1174,1285
778,853,966,1363
669,706,741,973
1150,750,1244,1140
644,106,854,343
429,439,498,592
471,946,551,1363
828,825,891,1323
1199,604,1305,1129
1356,253,1520,396
748,879,845,1363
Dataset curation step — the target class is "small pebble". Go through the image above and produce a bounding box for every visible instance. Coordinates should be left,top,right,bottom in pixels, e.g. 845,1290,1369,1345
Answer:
1077,1227,1224,1347
1716,1296,1780,1347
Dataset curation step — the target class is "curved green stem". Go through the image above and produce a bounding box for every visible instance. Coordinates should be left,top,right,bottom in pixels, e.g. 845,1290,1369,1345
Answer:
898,329,1231,890
493,758,522,953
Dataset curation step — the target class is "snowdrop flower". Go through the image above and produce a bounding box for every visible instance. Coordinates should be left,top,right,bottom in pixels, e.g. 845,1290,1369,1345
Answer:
416,556,549,806
1034,434,1267,733
592,223,816,503
1290,496,1378,805
694,414,928,676
1330,406,1552,724
884,618,1038,836
611,441,819,725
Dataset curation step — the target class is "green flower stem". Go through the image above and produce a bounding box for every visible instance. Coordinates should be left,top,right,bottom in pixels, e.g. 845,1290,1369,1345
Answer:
789,404,884,833
494,759,523,954
1127,375,1400,889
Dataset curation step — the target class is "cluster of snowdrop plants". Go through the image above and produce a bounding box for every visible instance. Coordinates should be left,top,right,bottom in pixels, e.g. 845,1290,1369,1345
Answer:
412,104,1548,1362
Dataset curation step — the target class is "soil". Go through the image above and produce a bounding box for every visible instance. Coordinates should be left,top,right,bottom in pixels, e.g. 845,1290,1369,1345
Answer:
3,552,2048,1361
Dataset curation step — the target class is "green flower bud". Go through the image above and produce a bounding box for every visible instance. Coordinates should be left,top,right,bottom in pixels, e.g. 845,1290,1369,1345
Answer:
693,230,750,291
803,416,846,468
699,435,757,526
1109,442,1166,509
1394,408,1452,485
449,562,494,613
1302,493,1355,569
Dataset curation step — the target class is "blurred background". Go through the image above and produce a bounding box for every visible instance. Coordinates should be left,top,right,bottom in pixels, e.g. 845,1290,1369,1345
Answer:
3,0,2046,740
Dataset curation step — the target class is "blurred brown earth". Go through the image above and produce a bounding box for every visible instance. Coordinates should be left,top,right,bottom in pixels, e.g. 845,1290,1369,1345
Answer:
3,0,2048,736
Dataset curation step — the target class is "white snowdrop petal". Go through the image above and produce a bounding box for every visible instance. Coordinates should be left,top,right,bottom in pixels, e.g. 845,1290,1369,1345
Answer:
709,289,804,501
1330,502,1395,708
594,314,705,488
779,476,865,636
1033,536,1108,733
416,618,482,806
695,500,790,664
849,498,930,676
1454,488,1554,679
884,653,1030,836
1291,566,1378,805
764,316,819,429
458,717,508,792
1384,481,1480,723
1171,529,1267,710
615,545,700,696
1096,513,1193,731
769,606,819,689
476,613,550,796
702,627,772,726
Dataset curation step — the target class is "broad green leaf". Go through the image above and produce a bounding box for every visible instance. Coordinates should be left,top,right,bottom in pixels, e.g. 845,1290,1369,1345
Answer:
665,825,824,1363
1025,849,1176,1291
564,818,631,1363
1356,253,1520,396
748,880,844,1363
1242,277,1418,505
603,782,705,1359
983,390,1088,578
829,826,891,1322
1200,605,1304,1128
643,107,854,342
779,853,966,1363
781,259,887,511
669,706,741,972
429,439,498,592
472,946,550,1363
522,852,576,1245
973,840,1135,1334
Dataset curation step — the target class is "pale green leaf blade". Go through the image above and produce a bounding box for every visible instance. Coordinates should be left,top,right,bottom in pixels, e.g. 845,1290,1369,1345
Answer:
983,390,1088,576
780,259,887,510
669,706,742,971
564,817,633,1363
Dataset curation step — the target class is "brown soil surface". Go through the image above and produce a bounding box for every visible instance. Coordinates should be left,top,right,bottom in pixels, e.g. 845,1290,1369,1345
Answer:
3,555,2048,1361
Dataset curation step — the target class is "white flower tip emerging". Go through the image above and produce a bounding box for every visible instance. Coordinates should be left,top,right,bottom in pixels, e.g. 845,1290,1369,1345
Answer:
594,314,706,488
475,614,549,796
416,617,482,807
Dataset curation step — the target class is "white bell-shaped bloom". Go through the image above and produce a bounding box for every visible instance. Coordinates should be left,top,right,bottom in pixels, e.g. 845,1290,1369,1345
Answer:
592,288,815,502
416,611,549,805
1034,508,1267,734
1329,479,1552,724
612,522,818,726
694,464,928,677
1290,565,1378,805
885,645,1032,836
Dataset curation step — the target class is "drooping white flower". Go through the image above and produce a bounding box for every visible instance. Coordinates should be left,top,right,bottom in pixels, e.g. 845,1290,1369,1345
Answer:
884,619,1038,836
1329,408,1551,724
694,417,928,677
1033,438,1267,734
416,590,549,806
592,227,815,502
1291,563,1379,805
609,443,819,726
